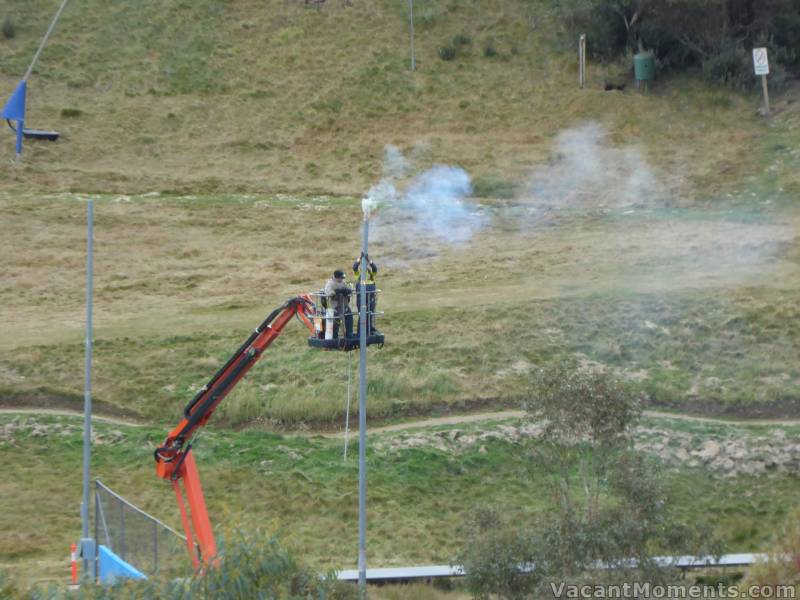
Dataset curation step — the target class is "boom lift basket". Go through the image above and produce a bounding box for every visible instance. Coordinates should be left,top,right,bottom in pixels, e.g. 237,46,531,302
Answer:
307,288,384,351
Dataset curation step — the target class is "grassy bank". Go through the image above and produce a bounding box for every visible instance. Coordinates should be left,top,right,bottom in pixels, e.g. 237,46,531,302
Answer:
1,412,798,586
3,287,800,425
0,0,788,195
1,190,799,424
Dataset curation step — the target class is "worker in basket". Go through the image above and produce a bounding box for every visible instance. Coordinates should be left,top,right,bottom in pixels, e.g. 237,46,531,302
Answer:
352,253,379,335
323,269,353,340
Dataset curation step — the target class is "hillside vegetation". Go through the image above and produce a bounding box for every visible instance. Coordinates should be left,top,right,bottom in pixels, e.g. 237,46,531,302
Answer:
2,412,798,585
1,0,799,423
0,0,800,426
2,187,799,425
1,0,800,594
1,0,795,197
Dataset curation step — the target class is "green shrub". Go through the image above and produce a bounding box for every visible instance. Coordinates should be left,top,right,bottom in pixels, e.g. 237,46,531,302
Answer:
472,175,514,199
438,44,457,61
456,508,540,600
773,12,800,60
0,570,18,600
451,32,471,47
560,1,627,59
458,364,720,598
482,43,497,58
416,5,441,29
45,531,357,600
702,43,753,90
189,532,351,599
557,0,800,89
1,17,14,40
744,508,800,590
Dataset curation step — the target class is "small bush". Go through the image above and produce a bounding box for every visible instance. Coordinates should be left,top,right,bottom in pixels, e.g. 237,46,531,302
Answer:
483,43,497,58
49,532,358,600
417,5,440,28
438,44,457,61
744,508,800,590
451,32,471,47
457,508,540,600
558,0,800,88
0,570,18,599
326,98,343,113
774,13,800,61
472,175,514,199
458,365,720,598
2,17,14,39
702,43,752,90
561,2,626,59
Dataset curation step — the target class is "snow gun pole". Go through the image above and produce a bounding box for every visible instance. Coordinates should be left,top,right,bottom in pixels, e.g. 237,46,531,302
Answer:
357,215,369,597
24,0,71,82
4,0,70,160
80,199,96,579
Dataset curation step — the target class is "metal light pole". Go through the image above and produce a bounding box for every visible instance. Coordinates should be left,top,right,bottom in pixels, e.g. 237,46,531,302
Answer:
409,0,416,71
357,216,369,597
24,0,70,83
80,200,96,578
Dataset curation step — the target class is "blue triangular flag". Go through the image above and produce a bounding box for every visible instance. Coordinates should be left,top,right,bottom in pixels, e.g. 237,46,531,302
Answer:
2,80,27,122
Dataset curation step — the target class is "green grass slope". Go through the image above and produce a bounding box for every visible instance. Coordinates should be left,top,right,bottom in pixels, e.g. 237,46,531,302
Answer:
1,188,799,424
1,1,799,594
0,0,793,196
1,413,797,586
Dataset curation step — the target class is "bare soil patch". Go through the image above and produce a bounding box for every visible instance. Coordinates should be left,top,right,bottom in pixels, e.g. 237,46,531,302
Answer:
648,396,800,420
0,393,142,423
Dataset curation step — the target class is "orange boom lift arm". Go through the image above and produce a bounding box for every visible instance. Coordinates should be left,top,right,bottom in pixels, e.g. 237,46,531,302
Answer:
154,296,315,568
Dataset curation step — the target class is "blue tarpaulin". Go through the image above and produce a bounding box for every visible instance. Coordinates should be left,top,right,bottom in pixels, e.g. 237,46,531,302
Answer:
1,80,26,121
1,80,26,156
98,545,147,584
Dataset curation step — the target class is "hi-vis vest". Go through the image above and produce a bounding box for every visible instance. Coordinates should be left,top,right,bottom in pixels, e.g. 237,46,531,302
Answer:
353,261,377,284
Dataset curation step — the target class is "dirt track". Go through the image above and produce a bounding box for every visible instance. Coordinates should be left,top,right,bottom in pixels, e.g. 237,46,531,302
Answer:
337,410,800,438
4,407,800,434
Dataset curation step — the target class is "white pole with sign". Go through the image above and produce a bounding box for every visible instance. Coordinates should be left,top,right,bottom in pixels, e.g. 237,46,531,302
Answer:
753,47,770,116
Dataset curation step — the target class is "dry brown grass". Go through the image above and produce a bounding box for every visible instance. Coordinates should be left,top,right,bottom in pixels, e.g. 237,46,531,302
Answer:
2,192,799,424
3,194,798,351
1,0,799,425
0,0,774,197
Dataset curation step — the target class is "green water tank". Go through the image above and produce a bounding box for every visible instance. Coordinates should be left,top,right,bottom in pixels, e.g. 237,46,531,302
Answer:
634,51,656,82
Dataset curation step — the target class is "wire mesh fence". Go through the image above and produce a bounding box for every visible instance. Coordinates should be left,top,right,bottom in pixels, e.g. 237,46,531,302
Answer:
95,479,190,578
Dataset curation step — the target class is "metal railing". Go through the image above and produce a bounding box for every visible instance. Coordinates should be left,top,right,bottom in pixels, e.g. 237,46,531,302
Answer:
94,479,188,578
335,554,768,583
308,287,382,341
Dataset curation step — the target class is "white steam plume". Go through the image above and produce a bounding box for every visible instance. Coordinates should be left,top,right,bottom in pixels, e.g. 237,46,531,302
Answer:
363,145,486,263
382,144,412,180
508,120,790,289
520,122,661,211
362,179,397,220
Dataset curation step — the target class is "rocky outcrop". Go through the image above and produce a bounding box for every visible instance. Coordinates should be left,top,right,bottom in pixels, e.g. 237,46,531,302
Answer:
374,420,800,477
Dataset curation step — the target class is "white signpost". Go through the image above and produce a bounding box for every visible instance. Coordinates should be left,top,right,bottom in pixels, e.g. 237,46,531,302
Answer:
753,47,770,115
